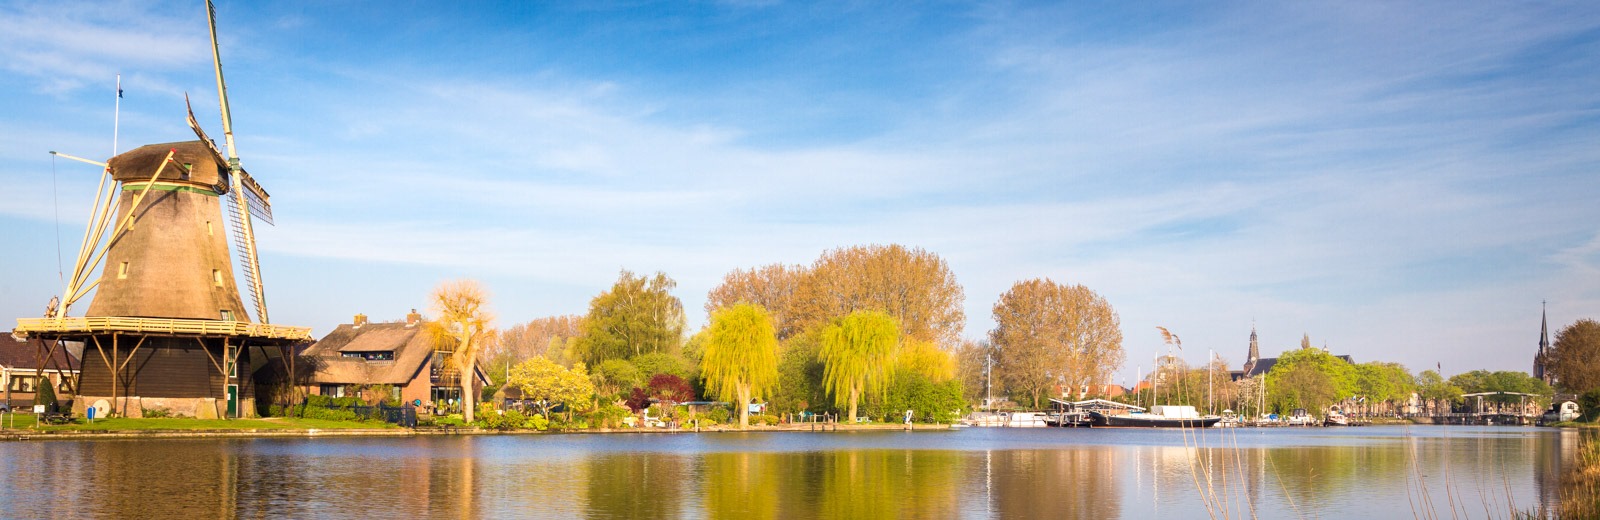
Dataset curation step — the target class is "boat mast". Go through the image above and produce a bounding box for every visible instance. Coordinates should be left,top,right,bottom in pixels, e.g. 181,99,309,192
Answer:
985,353,992,411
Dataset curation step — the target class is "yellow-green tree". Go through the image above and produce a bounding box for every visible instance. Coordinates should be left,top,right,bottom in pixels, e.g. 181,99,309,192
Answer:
898,337,955,382
428,279,494,423
702,303,781,429
820,310,901,421
508,356,596,419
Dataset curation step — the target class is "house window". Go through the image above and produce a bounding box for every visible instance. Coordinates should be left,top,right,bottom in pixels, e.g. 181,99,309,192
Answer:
320,384,346,398
220,310,233,321
118,262,129,279
341,351,395,361
9,376,35,393
207,221,213,236
213,270,223,287
57,377,72,393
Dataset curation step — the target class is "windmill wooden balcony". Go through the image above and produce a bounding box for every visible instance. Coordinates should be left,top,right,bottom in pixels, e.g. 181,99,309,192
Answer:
15,317,312,343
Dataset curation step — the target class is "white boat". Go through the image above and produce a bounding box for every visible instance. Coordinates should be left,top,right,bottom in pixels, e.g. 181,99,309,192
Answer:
960,411,1006,427
1324,405,1350,426
1001,411,1050,427
1285,408,1315,426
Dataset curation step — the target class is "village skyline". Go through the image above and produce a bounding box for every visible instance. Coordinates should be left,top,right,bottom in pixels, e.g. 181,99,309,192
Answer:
2,1,1598,377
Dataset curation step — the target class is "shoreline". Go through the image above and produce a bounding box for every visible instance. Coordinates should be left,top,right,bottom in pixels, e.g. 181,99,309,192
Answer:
0,421,953,441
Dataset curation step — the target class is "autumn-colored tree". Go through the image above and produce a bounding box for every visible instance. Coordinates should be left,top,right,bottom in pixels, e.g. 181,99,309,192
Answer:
575,270,686,364
702,303,781,428
793,244,965,347
428,279,494,423
485,315,584,369
820,310,901,421
954,339,995,406
989,279,1124,409
705,263,806,341
1550,319,1600,394
508,357,596,419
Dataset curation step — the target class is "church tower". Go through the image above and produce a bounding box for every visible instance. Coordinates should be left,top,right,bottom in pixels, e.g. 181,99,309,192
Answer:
1243,325,1260,375
1535,302,1552,385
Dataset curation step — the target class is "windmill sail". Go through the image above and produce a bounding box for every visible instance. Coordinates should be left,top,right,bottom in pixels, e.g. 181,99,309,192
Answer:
203,0,269,324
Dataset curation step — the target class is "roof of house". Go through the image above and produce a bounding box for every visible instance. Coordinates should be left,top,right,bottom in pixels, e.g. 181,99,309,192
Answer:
2,333,81,370
301,322,487,386
302,322,433,385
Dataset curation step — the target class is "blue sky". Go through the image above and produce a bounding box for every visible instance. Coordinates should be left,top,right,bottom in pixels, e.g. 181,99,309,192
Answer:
2,1,1597,382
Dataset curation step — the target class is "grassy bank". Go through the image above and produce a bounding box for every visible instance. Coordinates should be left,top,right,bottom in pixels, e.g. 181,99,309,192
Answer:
0,414,395,431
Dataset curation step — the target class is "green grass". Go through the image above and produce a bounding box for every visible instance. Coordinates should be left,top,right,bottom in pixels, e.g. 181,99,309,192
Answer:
0,414,396,431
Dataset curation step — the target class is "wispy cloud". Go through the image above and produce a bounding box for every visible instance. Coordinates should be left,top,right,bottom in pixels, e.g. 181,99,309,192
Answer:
3,1,1597,376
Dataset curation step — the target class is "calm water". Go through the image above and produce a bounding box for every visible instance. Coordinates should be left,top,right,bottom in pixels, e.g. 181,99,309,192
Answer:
0,425,1579,519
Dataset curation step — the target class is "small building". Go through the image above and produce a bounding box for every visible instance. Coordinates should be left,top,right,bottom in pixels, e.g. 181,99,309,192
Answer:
299,312,488,414
2,333,81,410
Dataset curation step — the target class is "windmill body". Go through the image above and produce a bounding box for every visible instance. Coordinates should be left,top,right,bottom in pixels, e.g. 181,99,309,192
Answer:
87,141,250,320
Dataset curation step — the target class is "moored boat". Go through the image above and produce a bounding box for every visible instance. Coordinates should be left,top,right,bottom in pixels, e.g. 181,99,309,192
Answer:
1324,405,1350,426
1089,405,1221,428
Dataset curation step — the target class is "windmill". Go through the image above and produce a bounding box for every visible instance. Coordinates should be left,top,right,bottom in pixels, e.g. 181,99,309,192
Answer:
14,0,310,419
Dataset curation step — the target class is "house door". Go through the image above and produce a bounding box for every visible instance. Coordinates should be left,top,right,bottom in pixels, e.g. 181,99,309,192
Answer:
227,384,238,418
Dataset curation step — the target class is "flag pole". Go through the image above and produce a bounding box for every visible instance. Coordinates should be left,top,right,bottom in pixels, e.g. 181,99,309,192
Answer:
113,74,122,156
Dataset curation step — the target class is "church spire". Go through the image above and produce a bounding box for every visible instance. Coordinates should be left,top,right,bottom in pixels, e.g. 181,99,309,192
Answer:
1536,301,1552,384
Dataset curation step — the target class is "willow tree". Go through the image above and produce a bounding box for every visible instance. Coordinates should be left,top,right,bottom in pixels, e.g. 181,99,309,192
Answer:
428,279,494,423
820,310,901,421
989,279,1123,409
702,303,781,428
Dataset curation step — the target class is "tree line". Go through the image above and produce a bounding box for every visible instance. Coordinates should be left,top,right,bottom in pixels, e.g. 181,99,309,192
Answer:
448,242,1600,427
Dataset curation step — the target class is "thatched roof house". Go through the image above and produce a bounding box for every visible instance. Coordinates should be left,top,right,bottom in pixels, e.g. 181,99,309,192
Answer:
300,313,487,412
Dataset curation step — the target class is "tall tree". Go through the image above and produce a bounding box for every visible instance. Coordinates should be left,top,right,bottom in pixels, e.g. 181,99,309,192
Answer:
1549,319,1600,394
989,279,1124,409
575,270,686,365
819,310,901,421
1264,347,1355,413
954,339,995,406
793,244,965,348
485,315,584,367
701,303,782,428
428,279,494,423
705,263,805,341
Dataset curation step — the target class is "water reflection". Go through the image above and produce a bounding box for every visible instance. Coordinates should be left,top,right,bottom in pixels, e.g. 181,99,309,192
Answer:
0,426,1580,519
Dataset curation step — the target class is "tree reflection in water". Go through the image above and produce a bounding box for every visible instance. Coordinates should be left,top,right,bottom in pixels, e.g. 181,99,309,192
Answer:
0,427,1586,518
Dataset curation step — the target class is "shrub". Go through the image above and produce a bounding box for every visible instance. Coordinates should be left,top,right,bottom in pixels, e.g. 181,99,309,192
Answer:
437,414,467,427
142,408,171,418
588,403,632,429
753,414,780,426
706,406,731,425
524,414,550,431
34,378,58,413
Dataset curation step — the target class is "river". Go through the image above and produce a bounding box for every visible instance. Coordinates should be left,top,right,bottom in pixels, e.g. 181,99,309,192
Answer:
0,425,1579,518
